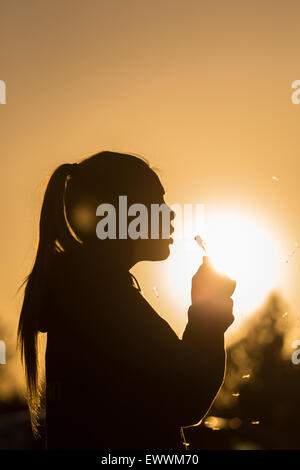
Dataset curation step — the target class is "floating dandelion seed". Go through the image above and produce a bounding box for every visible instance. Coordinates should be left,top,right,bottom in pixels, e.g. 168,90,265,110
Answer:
242,374,250,379
282,312,288,318
272,176,279,182
286,242,299,263
153,286,159,298
251,420,260,425
232,393,240,397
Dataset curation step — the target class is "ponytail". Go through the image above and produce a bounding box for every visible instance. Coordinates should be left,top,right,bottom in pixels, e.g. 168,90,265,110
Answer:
18,163,79,430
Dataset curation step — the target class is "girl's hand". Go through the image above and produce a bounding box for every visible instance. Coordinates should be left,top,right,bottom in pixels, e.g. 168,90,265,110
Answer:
191,256,236,304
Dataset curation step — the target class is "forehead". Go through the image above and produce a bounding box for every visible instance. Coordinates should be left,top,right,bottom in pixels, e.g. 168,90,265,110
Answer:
140,171,165,201
151,172,165,195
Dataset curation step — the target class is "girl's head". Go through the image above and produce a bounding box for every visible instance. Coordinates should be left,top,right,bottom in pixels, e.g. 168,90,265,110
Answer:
18,151,174,420
64,151,174,266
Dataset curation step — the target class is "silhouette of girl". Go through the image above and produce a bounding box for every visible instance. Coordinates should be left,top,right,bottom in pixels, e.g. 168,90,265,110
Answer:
18,151,235,449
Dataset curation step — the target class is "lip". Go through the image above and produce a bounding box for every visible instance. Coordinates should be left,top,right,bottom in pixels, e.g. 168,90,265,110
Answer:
168,237,174,244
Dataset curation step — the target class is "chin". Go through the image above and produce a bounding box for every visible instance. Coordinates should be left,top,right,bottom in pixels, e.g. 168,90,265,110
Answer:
135,239,172,262
145,240,171,261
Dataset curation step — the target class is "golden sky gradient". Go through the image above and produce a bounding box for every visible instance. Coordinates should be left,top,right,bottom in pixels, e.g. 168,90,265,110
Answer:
1,1,300,390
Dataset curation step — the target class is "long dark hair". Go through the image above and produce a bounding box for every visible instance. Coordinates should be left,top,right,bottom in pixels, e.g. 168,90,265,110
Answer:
18,151,153,426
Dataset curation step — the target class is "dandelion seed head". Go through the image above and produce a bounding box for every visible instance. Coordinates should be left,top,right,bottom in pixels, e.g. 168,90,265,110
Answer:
194,235,207,253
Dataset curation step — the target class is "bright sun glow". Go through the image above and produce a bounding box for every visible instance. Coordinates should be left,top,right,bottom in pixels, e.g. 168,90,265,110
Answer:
167,210,284,326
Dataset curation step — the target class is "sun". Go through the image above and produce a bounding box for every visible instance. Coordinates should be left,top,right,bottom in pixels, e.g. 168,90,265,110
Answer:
166,209,283,325
203,211,282,316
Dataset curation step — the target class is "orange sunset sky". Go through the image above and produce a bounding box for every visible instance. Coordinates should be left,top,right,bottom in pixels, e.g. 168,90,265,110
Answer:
1,0,300,392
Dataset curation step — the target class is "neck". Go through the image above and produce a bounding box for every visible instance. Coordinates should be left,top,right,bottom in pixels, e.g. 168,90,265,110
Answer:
80,241,134,272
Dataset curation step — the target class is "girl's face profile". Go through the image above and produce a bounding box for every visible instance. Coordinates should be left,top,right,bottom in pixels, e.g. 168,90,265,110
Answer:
129,177,175,264
69,172,175,266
